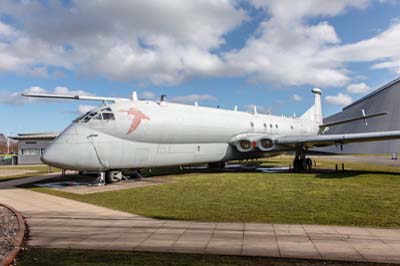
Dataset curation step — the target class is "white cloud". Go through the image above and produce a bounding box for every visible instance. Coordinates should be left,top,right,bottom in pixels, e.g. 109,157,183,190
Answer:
141,91,157,100
0,86,92,105
0,0,245,84
170,94,217,104
220,1,370,87
325,93,353,106
244,104,272,114
1,0,400,89
346,82,371,94
249,0,369,21
290,94,303,102
77,104,97,115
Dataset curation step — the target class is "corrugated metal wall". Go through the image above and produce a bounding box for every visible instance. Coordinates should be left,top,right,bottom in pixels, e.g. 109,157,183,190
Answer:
18,139,54,165
317,78,400,154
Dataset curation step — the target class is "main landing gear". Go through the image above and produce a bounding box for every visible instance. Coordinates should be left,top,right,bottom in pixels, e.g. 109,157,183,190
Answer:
293,150,313,171
93,170,128,185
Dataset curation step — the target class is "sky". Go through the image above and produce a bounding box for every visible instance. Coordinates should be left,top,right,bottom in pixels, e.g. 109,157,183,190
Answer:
1,0,400,135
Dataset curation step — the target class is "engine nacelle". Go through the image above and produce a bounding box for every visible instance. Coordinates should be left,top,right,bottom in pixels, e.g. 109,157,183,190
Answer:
230,134,277,152
257,138,276,151
235,139,255,152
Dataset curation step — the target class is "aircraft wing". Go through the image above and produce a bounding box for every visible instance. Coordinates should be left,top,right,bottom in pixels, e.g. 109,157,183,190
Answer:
21,93,130,102
276,130,400,148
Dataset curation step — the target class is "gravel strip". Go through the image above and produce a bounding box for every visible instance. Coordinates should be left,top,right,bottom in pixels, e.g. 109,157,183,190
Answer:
0,206,19,262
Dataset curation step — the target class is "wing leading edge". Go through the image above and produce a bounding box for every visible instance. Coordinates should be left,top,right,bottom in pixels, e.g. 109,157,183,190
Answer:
276,130,400,148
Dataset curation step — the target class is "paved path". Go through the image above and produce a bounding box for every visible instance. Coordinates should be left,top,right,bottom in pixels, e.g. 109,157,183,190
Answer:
1,176,400,264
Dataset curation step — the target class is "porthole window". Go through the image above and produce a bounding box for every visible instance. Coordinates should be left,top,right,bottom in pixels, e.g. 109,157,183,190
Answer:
275,124,278,128
250,122,254,127
263,122,267,128
269,123,273,128
291,125,294,130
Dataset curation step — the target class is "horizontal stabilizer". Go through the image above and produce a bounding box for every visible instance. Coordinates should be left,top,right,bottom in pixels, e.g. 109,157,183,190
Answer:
21,93,130,103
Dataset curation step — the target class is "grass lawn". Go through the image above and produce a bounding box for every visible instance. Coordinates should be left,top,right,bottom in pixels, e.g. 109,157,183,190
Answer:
0,165,59,182
29,157,400,228
17,248,393,266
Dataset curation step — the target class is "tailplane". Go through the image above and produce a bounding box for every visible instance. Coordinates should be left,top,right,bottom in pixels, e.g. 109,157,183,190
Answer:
301,88,323,125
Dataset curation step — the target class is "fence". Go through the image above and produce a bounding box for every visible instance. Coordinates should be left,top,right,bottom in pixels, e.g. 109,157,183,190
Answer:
0,155,18,166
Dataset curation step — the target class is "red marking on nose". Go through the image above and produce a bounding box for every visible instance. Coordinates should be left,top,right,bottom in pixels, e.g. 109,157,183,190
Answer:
120,106,150,135
252,141,257,148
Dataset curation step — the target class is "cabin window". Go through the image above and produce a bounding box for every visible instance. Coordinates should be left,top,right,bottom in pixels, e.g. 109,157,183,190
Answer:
275,124,278,128
269,123,273,128
250,122,254,127
263,123,267,128
291,125,294,130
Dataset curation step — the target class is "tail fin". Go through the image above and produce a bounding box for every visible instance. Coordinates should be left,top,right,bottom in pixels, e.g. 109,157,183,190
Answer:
301,88,323,125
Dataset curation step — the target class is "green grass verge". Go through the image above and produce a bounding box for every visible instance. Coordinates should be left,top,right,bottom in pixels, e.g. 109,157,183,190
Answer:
17,248,393,266
0,165,59,182
29,157,400,228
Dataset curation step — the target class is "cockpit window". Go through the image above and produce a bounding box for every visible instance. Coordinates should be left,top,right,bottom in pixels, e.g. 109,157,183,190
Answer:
93,113,102,120
83,112,97,122
102,112,115,120
76,107,115,123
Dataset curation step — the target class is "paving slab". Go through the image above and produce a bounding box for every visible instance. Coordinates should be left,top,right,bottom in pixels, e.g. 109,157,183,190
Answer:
1,175,400,264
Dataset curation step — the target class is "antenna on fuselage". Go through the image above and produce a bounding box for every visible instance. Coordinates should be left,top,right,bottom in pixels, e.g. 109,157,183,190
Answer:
253,106,258,115
132,91,138,101
234,105,237,111
195,101,198,107
160,94,166,102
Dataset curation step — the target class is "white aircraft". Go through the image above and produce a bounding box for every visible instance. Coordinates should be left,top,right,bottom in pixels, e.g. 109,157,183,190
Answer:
23,89,399,183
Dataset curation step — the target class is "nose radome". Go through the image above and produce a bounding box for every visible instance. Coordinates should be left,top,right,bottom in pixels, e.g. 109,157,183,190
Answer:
41,123,105,171
40,124,79,168
41,141,63,168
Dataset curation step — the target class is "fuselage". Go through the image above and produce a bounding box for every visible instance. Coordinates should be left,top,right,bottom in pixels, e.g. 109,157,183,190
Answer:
42,100,320,171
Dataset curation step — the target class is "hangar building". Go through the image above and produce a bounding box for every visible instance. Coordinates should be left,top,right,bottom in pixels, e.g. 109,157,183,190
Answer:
318,77,400,154
11,133,58,165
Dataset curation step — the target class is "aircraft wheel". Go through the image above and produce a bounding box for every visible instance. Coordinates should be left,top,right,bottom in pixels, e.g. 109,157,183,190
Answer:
106,170,123,183
300,159,306,170
305,158,313,170
293,159,300,171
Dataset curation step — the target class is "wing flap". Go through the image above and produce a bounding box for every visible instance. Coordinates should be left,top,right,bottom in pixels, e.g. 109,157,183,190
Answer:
276,131,400,148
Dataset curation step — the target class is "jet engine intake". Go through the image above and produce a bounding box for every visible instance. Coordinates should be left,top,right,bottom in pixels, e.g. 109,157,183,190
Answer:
257,138,276,151
237,139,253,152
230,134,277,153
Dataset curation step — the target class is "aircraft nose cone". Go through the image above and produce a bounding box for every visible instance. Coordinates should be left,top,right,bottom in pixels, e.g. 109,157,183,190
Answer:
40,123,106,171
40,124,77,168
41,142,61,167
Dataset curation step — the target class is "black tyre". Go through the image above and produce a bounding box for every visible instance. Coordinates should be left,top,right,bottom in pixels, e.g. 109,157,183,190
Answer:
305,158,312,170
293,158,300,171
